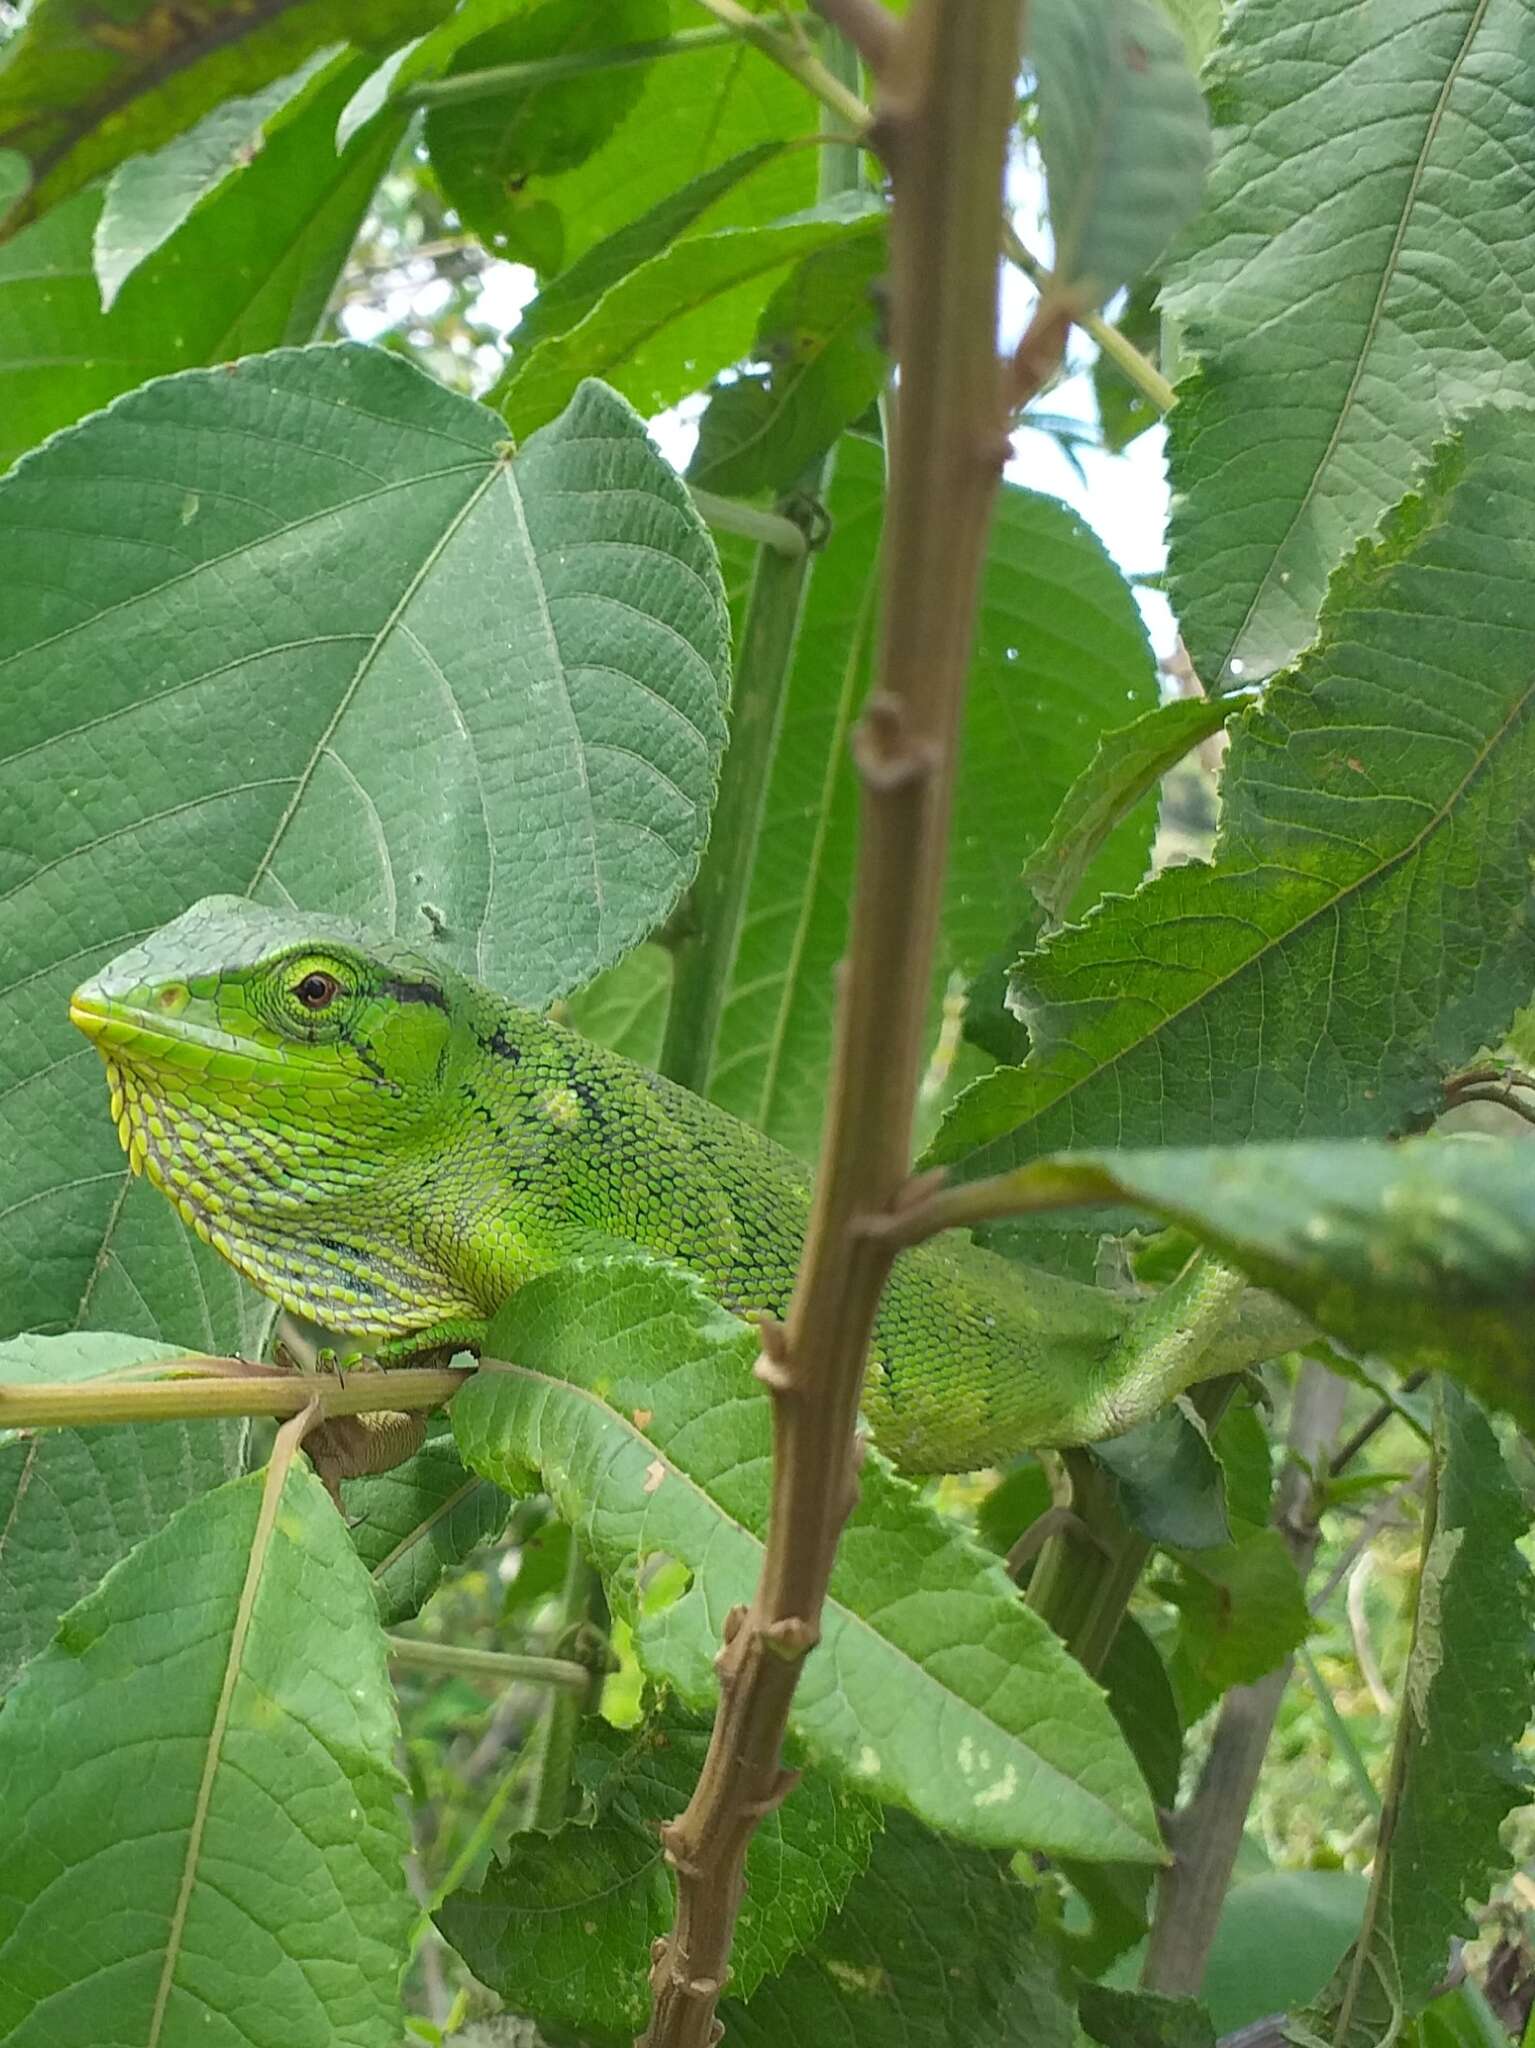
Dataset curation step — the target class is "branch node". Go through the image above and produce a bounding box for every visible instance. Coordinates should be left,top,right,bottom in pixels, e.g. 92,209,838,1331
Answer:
763,1617,820,1660
850,692,940,793
752,1317,799,1395
720,1602,749,1645
745,1766,803,1820
651,1937,669,1963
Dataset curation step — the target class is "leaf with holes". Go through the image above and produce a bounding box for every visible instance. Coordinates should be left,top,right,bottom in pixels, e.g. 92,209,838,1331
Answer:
453,1257,1162,1862
0,1457,411,2046
0,347,730,1348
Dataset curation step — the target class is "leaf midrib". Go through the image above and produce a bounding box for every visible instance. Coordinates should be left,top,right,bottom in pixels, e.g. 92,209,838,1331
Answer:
471,1354,1156,1851
1219,0,1493,678
974,666,1535,1164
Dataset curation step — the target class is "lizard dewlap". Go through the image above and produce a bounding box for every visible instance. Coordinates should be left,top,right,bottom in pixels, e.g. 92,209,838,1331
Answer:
74,896,1170,1472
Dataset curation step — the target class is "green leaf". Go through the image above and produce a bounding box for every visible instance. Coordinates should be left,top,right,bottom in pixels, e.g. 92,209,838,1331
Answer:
1101,1614,1183,1811
1162,0,1535,685
1079,1984,1216,2048
721,1806,1077,2048
1159,1525,1310,1720
955,1136,1535,1438
508,140,790,359
0,1333,245,1694
422,0,670,262
563,942,675,1068
1213,1398,1273,1530
344,1429,511,1627
1302,1382,1535,2033
453,1257,1162,1861
0,51,402,472
439,1713,881,2035
1030,0,1210,307
708,435,1160,1158
929,410,1535,1221
1022,694,1228,926
494,193,884,440
1061,1618,1185,1974
0,1459,412,2045
0,0,441,237
0,352,729,1345
481,0,818,275
1199,1869,1369,2035
1093,1402,1231,1551
1389,1384,1535,2003
688,225,888,498
93,47,341,309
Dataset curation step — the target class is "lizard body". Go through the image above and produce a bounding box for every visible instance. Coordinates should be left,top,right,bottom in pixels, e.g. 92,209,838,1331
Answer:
70,898,1276,1473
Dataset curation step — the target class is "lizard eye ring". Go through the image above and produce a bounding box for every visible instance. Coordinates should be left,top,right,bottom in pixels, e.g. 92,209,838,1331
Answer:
293,970,344,1011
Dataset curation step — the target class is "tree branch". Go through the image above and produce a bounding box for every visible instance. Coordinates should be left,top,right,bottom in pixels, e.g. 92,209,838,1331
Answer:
637,7,1023,2043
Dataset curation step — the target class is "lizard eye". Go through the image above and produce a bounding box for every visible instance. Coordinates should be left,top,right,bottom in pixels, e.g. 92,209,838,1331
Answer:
293,970,344,1011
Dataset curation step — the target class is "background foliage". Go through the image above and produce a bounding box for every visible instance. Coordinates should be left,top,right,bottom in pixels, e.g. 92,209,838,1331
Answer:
1,3,1534,2046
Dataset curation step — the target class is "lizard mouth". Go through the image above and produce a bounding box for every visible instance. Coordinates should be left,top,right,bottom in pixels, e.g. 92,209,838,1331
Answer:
70,992,475,1341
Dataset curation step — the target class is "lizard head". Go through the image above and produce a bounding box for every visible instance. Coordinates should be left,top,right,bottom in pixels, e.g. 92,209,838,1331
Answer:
69,895,476,1334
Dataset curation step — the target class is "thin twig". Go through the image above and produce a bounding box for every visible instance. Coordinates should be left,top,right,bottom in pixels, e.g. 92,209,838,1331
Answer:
0,1362,470,1429
1329,1371,1429,1474
1446,1084,1535,1127
692,0,868,126
1308,1466,1427,1614
401,19,792,111
638,9,1023,2043
690,0,1175,418
386,1635,593,1695
688,488,808,559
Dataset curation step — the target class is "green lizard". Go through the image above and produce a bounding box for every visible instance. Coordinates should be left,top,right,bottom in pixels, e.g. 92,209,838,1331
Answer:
69,896,1292,1475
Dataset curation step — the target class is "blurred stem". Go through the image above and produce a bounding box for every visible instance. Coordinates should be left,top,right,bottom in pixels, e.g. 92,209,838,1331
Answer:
690,488,807,558
523,1536,605,1835
403,19,791,110
1296,1644,1382,1817
1002,224,1177,413
386,1635,592,1694
1142,1361,1347,1997
658,27,863,1095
